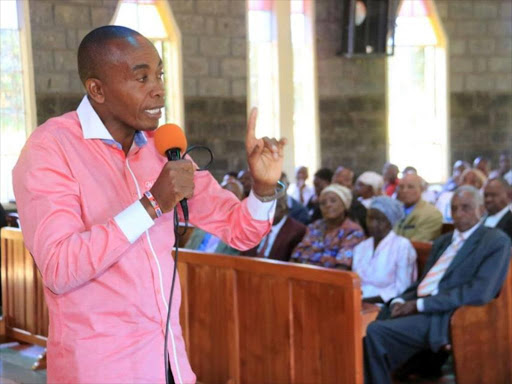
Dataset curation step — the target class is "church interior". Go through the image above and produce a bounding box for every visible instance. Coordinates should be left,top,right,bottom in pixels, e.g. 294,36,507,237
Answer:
1,0,511,383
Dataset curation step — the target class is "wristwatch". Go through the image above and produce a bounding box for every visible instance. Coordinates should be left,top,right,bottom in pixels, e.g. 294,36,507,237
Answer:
252,180,287,202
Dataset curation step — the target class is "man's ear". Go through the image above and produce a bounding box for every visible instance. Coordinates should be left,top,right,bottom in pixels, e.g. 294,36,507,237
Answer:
85,78,105,104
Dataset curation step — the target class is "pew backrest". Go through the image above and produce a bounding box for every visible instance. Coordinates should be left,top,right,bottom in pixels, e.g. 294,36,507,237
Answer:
0,227,48,346
177,249,365,384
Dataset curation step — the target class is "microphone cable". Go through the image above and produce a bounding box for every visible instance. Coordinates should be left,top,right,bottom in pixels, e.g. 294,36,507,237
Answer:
164,145,214,384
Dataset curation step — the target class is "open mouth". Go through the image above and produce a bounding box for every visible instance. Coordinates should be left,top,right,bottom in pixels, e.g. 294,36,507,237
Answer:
145,107,163,119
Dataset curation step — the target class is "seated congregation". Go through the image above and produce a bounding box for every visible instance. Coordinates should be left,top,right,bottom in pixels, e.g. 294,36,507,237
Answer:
3,152,511,383
181,152,512,382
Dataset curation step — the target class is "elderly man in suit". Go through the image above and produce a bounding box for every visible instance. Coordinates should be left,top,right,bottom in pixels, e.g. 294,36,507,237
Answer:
364,185,511,384
394,173,442,241
483,178,512,240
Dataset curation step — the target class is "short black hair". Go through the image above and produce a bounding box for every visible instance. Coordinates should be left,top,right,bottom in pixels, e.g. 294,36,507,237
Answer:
488,177,511,190
77,25,143,84
314,168,334,182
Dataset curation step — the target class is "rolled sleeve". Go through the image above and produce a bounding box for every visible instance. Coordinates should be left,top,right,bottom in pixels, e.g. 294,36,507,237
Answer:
246,190,276,221
114,201,155,243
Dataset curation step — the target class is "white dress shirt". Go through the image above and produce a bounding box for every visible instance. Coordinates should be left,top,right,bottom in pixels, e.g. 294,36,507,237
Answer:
287,183,315,206
484,205,511,228
256,215,288,258
504,170,512,185
352,231,417,302
415,222,481,311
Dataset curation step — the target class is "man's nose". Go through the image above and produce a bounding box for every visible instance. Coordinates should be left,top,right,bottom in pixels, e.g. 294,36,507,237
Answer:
151,80,165,98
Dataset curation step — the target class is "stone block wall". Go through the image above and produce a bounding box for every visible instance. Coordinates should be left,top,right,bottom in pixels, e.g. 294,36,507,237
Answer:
28,0,512,181
315,0,387,175
435,0,512,167
29,0,249,181
30,0,118,124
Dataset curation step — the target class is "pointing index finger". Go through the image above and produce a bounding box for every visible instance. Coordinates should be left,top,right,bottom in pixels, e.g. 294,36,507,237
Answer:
246,107,258,141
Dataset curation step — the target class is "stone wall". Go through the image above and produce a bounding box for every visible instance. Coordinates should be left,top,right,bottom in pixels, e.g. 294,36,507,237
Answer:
315,0,387,175
435,0,512,167
29,0,118,123
29,0,248,181
172,0,248,181
28,0,512,181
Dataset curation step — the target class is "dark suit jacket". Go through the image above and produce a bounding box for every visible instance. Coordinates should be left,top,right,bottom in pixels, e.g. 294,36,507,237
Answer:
496,210,512,240
398,225,511,351
287,196,311,225
243,216,307,261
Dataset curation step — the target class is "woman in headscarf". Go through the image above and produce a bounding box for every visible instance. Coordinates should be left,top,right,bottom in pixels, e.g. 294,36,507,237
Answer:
352,196,417,304
291,184,366,269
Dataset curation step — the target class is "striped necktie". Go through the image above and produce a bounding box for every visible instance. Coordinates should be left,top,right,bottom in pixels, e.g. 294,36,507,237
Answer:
417,233,464,297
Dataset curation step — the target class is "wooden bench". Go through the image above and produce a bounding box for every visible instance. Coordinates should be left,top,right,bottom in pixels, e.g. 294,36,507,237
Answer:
177,249,366,384
412,240,512,383
0,227,48,369
450,254,512,384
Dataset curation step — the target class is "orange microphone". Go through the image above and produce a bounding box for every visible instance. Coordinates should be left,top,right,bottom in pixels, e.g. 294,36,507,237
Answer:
154,123,188,160
154,123,189,220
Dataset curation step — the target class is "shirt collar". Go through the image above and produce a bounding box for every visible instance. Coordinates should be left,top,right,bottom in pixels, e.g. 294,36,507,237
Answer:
404,203,416,217
453,221,481,242
486,204,511,222
272,215,288,232
76,95,147,149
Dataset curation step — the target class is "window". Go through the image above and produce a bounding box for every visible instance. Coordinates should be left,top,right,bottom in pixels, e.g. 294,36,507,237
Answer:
112,0,184,128
387,0,448,183
247,0,319,179
0,0,36,204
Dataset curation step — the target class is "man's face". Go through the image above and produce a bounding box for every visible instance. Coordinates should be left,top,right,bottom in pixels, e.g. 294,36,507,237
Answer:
451,191,483,232
382,164,398,183
461,171,483,190
237,170,253,196
313,176,330,197
474,158,490,176
499,154,511,174
296,167,308,183
484,180,510,215
97,37,165,133
332,167,353,189
274,196,288,224
354,180,373,199
396,174,422,207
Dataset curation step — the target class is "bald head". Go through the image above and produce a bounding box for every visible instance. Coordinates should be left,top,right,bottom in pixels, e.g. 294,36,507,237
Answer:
397,173,423,207
78,25,146,85
332,166,354,189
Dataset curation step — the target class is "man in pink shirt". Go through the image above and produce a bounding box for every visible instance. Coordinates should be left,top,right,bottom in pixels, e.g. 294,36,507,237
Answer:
13,26,285,384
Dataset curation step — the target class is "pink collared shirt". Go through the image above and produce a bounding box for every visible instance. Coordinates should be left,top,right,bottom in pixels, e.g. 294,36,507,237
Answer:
13,96,275,383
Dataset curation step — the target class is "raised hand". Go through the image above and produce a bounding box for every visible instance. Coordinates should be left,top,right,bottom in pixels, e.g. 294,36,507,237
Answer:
245,107,287,197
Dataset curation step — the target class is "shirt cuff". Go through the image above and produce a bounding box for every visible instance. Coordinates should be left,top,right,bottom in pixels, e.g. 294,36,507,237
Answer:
390,298,405,306
114,200,155,243
416,298,425,312
246,190,276,221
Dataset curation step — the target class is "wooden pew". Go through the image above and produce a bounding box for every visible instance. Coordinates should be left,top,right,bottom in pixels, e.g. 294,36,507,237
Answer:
0,227,48,369
412,240,512,383
411,240,432,277
450,255,512,384
177,249,366,384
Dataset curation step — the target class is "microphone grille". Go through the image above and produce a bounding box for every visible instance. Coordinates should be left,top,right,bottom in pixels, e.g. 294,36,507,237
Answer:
154,124,188,156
